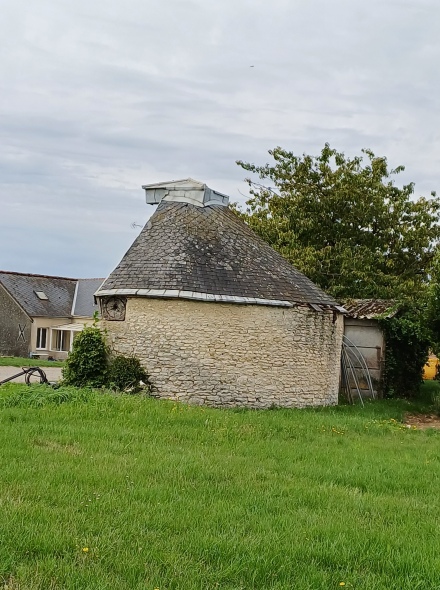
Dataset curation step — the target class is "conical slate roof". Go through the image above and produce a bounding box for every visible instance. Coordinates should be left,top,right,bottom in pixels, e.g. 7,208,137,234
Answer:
97,200,339,309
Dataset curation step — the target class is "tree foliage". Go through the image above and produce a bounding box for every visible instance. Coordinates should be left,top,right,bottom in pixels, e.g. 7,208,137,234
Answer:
237,144,440,299
379,304,431,398
425,249,440,357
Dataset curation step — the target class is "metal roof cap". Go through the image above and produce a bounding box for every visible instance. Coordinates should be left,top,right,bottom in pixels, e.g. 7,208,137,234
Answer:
142,178,229,207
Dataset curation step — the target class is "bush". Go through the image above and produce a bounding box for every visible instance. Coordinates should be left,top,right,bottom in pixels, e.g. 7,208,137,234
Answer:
62,319,149,392
108,355,149,392
62,326,109,388
379,304,430,398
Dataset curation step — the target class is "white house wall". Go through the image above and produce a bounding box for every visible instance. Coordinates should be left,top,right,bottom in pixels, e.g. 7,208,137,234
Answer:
30,317,69,359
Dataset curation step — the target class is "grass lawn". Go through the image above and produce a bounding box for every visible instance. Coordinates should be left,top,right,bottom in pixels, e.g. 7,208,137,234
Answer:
1,384,440,590
0,356,64,368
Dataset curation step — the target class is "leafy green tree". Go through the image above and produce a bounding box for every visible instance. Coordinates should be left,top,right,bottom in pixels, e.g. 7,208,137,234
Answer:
425,250,440,355
237,144,440,299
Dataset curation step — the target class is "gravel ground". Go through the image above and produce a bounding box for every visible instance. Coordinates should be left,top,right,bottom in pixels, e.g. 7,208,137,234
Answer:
0,366,62,385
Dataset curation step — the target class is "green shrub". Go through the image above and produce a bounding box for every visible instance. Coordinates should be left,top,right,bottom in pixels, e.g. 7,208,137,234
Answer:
61,318,148,392
108,355,149,392
62,325,109,388
379,303,430,398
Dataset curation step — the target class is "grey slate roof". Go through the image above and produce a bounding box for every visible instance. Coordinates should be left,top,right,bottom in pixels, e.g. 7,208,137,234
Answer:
0,272,105,318
97,201,339,307
0,271,77,317
73,278,104,317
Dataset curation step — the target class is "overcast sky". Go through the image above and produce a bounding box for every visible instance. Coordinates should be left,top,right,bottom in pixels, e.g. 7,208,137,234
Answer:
1,0,439,278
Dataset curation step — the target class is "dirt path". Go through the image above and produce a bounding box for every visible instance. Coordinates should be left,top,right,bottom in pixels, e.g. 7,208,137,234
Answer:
405,413,440,430
0,366,63,385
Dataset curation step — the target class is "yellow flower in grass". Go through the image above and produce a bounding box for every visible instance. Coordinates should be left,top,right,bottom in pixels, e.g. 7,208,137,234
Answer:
339,583,346,587
82,547,89,553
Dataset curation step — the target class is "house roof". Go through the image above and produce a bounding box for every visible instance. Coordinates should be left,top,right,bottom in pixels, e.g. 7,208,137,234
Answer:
72,278,104,317
343,299,398,319
96,201,340,309
0,271,104,318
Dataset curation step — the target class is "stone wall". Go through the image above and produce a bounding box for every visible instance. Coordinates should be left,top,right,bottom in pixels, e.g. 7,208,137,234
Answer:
0,284,31,357
103,298,344,408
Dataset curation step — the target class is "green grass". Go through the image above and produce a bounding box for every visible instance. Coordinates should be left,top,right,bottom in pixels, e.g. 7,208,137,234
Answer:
0,356,64,368
420,379,440,407
1,385,440,590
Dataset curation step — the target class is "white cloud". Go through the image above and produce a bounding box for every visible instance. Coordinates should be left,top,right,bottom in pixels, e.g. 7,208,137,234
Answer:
1,0,439,276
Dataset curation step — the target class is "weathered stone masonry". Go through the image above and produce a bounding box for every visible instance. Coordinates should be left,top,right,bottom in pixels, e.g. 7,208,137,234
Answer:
0,284,31,357
104,298,344,409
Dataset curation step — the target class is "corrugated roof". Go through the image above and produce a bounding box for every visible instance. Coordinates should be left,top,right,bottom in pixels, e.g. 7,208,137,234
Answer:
343,299,398,319
97,201,339,308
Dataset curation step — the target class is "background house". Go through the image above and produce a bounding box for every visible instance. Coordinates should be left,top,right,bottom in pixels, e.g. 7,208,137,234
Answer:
96,179,345,409
0,271,104,359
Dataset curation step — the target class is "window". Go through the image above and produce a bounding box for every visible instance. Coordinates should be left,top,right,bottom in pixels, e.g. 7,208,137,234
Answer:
34,291,48,300
54,330,67,352
36,328,47,349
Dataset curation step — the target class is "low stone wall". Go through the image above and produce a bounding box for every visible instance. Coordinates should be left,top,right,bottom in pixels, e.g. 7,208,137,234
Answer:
103,298,343,408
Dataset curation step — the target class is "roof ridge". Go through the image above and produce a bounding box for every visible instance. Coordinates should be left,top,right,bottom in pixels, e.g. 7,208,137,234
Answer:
0,270,77,281
0,271,106,281
142,177,204,188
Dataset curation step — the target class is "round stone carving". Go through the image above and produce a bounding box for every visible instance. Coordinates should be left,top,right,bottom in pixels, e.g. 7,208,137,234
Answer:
102,296,126,321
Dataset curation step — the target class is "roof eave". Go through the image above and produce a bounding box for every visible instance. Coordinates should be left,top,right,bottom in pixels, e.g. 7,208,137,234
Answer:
95,288,345,312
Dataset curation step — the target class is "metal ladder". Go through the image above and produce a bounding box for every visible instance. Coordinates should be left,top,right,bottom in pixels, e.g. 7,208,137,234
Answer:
341,334,376,405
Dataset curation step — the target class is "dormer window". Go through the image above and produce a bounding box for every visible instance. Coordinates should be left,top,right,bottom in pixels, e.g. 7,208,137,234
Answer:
35,291,48,300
